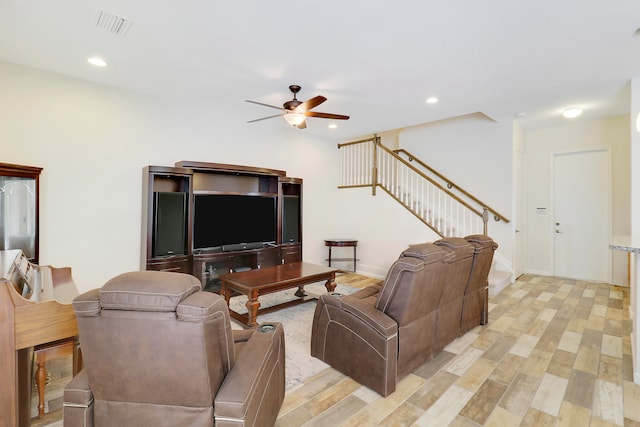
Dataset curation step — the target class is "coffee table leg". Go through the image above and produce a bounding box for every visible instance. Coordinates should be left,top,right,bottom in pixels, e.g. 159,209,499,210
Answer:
246,290,260,327
324,272,337,293
220,283,231,306
294,286,306,297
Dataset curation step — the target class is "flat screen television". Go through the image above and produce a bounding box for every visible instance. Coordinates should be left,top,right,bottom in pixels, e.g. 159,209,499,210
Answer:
193,194,276,251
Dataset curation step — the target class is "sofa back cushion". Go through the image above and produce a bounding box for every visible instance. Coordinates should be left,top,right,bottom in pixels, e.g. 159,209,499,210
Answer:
73,271,234,413
375,243,446,326
464,234,498,294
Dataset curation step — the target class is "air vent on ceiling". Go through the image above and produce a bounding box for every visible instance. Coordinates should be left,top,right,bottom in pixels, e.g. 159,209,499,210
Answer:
94,9,132,37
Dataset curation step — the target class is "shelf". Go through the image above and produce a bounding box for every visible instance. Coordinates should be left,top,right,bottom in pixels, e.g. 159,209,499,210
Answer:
192,190,278,197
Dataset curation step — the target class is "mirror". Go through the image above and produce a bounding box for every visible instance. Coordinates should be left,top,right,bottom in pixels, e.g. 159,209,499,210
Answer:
0,163,42,263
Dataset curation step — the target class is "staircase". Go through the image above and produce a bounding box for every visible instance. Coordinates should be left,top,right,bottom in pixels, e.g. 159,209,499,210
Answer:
338,135,513,293
489,268,512,296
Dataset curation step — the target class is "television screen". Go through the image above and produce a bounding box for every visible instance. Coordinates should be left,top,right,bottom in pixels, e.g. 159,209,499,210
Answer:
193,194,276,250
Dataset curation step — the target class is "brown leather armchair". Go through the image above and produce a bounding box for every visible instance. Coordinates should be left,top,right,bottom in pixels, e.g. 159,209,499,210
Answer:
311,236,496,396
63,271,285,427
460,234,499,334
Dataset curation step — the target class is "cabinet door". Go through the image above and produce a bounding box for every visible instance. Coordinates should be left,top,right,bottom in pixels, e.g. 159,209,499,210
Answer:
257,247,279,268
280,244,301,264
195,255,230,293
146,256,192,274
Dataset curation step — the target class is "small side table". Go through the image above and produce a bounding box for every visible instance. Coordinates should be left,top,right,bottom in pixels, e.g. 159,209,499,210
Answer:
324,239,358,272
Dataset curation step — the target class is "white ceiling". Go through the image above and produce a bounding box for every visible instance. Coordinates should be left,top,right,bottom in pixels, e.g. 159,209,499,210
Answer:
1,0,640,139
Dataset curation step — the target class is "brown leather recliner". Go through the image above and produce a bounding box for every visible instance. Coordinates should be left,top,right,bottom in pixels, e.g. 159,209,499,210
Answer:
62,271,285,427
311,236,497,396
461,234,499,334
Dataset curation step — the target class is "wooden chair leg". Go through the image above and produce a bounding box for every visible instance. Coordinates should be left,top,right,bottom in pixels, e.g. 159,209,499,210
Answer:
35,352,47,418
33,337,80,418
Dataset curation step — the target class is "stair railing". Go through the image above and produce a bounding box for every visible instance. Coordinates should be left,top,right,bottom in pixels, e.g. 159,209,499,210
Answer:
338,136,493,237
393,148,510,223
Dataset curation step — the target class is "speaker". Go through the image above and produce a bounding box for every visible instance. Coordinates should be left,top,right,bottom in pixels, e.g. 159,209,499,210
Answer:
282,195,300,243
153,192,187,257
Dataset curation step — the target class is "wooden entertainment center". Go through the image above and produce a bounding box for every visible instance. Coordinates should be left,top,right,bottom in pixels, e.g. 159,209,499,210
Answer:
142,161,302,292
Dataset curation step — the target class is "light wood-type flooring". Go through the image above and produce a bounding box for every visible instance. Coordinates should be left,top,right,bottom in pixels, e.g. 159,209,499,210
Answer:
35,273,640,426
276,273,640,426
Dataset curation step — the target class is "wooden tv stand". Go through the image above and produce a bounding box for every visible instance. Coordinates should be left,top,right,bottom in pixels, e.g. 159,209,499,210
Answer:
141,162,303,287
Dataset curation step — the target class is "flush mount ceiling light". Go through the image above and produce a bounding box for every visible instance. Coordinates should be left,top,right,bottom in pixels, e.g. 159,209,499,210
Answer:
88,57,107,67
283,112,305,126
562,107,583,118
426,97,439,104
328,123,338,129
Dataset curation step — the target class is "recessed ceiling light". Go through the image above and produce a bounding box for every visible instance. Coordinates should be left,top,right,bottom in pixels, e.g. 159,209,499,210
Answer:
328,124,338,129
426,97,439,104
88,57,107,67
562,108,582,119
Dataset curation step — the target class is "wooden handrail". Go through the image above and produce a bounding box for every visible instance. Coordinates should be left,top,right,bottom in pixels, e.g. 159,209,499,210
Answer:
338,138,492,236
393,148,510,223
337,137,377,148
377,144,485,218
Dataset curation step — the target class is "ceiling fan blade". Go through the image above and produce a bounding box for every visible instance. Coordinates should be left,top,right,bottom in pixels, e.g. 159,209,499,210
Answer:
297,120,307,129
296,95,327,112
305,111,350,120
247,113,284,123
245,100,286,111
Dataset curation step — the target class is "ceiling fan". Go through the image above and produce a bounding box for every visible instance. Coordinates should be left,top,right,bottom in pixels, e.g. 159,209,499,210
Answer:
246,85,349,129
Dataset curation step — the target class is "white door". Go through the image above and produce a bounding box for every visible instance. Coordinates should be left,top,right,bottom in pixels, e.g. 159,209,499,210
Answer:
553,148,610,282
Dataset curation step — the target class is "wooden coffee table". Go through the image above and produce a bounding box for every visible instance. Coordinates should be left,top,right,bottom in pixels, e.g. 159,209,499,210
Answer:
219,262,338,327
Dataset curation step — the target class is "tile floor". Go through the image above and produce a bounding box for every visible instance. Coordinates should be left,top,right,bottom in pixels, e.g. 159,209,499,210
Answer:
276,274,640,426
36,273,640,426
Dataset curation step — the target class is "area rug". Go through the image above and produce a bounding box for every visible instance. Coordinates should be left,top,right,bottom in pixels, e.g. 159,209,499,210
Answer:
228,281,358,389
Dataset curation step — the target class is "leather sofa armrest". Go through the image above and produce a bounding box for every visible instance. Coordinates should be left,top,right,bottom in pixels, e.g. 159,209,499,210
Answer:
214,322,285,427
63,369,94,427
311,292,399,396
322,293,398,337
232,327,257,343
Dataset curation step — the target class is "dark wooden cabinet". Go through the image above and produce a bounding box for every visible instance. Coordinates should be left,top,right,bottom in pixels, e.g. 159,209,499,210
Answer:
142,162,302,288
280,243,302,264
146,255,192,274
141,166,192,271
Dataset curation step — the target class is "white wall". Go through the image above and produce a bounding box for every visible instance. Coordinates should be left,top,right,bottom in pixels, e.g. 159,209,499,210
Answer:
0,61,348,292
5,60,629,291
328,186,442,278
2,61,456,290
524,116,631,285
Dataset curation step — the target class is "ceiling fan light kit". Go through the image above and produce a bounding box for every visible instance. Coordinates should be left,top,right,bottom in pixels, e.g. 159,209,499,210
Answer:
562,107,583,118
284,112,306,126
246,84,350,129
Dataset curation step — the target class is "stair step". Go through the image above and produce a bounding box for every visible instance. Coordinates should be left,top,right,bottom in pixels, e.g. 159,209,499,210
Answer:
488,270,511,296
